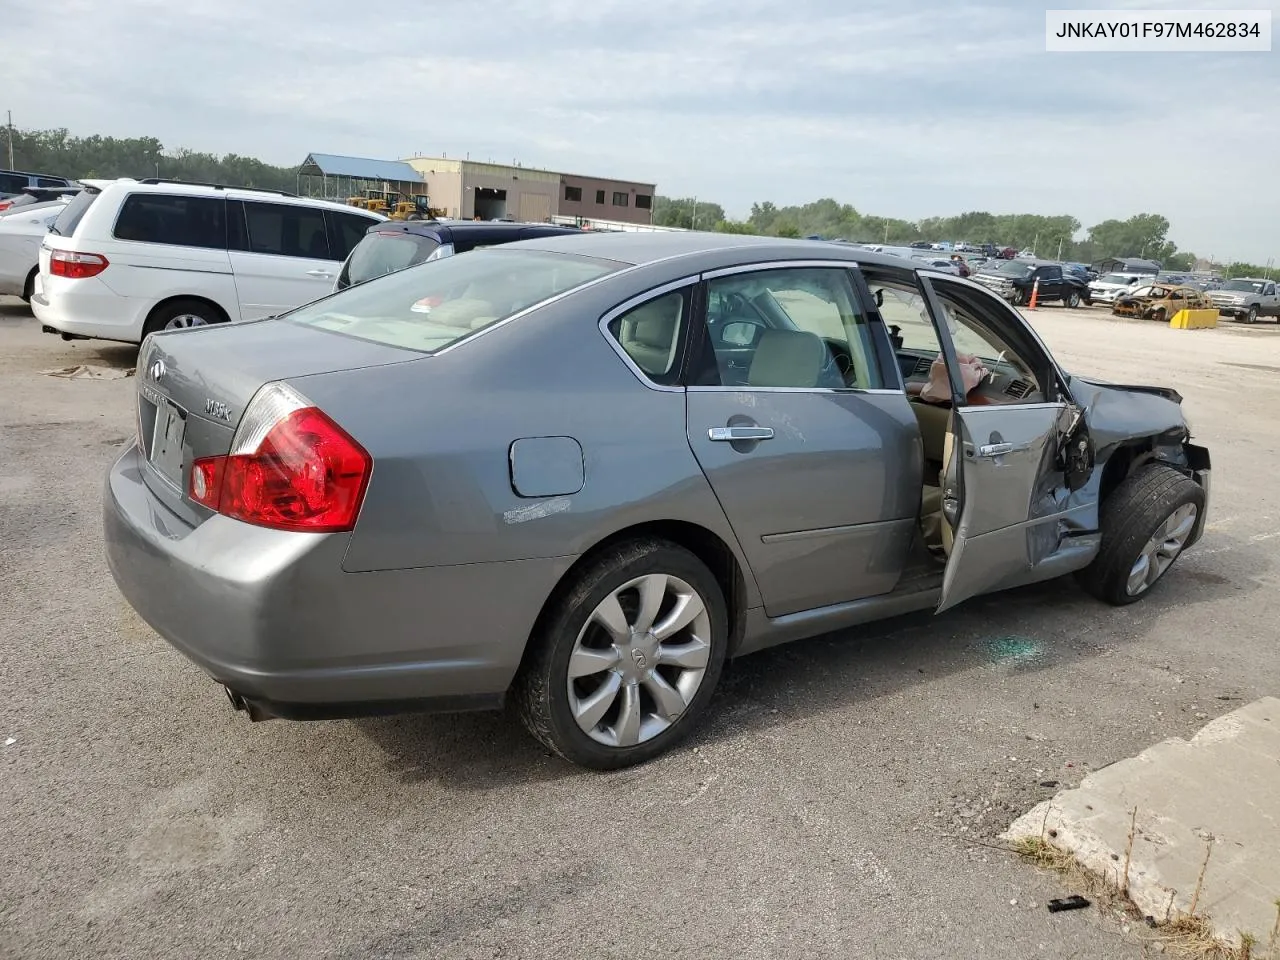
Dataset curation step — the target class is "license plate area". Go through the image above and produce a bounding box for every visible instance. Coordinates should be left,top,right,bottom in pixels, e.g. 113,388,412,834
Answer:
139,387,187,489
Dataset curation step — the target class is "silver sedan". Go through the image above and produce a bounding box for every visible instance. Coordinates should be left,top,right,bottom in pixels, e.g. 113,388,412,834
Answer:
105,232,1211,769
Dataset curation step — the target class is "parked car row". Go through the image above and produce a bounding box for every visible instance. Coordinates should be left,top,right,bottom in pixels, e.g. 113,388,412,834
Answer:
1,175,586,344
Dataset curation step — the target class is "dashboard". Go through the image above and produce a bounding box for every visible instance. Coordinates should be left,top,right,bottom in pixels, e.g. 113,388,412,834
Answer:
896,347,1043,406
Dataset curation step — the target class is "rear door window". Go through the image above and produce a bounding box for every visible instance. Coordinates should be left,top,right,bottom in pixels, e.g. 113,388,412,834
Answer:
337,230,442,288
243,201,330,259
113,194,227,248
0,172,27,194
36,177,68,188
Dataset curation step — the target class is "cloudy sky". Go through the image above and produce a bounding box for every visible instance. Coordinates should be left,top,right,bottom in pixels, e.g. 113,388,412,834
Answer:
7,0,1278,262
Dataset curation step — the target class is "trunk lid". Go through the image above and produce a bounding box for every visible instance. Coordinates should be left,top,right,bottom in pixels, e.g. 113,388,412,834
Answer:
135,318,419,519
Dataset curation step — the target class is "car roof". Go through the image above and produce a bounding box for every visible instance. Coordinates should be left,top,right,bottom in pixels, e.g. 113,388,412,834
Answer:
362,220,580,240
101,179,375,215
502,230,933,270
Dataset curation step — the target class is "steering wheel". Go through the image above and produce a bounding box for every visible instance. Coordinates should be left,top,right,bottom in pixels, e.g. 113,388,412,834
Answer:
821,338,858,387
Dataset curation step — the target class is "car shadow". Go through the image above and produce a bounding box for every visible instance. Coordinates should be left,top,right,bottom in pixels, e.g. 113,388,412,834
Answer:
350,530,1262,788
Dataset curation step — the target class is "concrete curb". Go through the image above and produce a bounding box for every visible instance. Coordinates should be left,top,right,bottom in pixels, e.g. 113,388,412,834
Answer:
1002,697,1280,949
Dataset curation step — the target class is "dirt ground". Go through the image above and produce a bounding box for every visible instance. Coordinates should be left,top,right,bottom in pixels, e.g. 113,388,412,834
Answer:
3,295,1278,960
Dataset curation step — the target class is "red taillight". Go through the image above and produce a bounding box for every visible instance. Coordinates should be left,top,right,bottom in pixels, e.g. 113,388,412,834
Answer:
50,249,109,279
189,406,371,533
0,200,12,212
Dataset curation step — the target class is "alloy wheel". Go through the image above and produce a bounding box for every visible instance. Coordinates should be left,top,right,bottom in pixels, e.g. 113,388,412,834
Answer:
566,573,713,747
1126,503,1198,597
165,313,210,330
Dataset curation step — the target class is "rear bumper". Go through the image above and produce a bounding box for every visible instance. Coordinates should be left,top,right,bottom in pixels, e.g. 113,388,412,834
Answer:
32,281,149,342
104,445,574,716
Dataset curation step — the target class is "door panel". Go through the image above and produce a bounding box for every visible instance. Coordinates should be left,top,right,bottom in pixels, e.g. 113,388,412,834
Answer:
937,404,1075,611
687,389,922,617
230,200,339,320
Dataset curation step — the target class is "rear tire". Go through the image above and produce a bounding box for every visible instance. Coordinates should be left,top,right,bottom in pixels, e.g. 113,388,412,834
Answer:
141,299,226,339
1076,464,1204,606
514,538,728,770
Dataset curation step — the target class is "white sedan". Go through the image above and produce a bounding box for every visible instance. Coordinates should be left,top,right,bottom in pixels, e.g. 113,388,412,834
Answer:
0,200,68,301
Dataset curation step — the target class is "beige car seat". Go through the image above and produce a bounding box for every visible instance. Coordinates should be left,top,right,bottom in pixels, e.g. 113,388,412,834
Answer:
619,298,682,376
748,329,827,388
916,409,958,556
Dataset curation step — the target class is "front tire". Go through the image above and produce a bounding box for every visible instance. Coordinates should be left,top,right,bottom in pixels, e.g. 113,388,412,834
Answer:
1065,290,1081,308
514,539,728,769
1076,464,1204,606
1247,305,1258,323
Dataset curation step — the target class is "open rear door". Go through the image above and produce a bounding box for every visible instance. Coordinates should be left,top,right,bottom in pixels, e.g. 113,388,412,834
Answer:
912,273,1077,613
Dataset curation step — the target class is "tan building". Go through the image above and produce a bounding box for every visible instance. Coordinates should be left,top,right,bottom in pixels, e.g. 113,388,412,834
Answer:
558,173,655,226
400,155,655,225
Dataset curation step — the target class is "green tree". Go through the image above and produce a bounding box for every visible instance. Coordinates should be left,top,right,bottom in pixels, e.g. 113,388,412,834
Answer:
652,196,725,230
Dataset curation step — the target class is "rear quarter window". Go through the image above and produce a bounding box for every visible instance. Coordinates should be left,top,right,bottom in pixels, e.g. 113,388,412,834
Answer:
0,172,28,194
328,210,380,261
50,189,100,237
113,194,227,249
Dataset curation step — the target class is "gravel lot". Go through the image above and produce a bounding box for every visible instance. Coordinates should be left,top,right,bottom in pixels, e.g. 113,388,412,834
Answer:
3,296,1278,960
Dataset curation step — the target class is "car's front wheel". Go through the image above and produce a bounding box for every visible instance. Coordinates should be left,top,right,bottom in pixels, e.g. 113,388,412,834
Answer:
515,539,727,769
1065,290,1081,308
1246,305,1259,323
1076,464,1204,606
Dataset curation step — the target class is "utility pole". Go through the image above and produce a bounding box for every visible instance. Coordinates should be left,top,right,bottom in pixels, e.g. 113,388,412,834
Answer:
884,222,889,243
1056,237,1063,261
690,197,698,230
6,111,14,169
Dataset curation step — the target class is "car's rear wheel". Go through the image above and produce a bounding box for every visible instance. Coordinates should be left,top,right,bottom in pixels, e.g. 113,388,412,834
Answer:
514,538,727,769
1076,464,1204,606
142,299,226,338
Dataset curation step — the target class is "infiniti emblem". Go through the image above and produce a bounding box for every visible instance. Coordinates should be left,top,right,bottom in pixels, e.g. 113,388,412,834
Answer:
631,649,648,670
149,358,166,382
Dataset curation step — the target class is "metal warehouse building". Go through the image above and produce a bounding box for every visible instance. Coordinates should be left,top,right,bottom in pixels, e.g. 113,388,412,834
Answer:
299,151,656,226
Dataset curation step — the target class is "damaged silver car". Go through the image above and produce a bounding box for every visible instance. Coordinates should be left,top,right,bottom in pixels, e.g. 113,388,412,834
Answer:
104,233,1210,770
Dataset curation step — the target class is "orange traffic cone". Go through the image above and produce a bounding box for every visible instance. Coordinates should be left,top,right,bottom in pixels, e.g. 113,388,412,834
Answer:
1027,278,1040,310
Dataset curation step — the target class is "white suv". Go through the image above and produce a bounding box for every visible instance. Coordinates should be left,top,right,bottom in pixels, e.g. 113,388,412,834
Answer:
32,179,385,343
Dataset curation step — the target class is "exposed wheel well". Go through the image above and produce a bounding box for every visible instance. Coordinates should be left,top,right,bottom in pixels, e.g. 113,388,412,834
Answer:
1098,437,1196,506
22,266,38,301
144,295,231,329
529,521,750,661
1098,441,1155,506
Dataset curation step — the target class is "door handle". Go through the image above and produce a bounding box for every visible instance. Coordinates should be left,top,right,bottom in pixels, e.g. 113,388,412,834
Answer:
306,269,333,278
709,426,774,442
977,442,1014,458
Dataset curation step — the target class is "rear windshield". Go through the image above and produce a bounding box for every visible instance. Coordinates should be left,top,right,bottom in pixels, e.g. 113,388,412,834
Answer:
338,231,443,289
286,248,620,352
50,189,100,237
